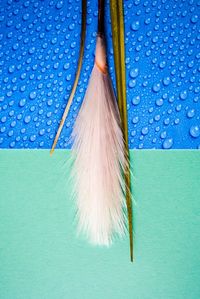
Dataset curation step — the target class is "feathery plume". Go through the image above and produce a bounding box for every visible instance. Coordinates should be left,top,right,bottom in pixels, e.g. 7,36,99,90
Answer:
71,34,126,245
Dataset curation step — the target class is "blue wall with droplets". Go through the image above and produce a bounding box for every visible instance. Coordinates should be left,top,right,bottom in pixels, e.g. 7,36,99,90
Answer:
0,0,199,149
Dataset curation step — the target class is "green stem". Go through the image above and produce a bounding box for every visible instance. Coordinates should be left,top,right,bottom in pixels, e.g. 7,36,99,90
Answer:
110,0,133,262
50,0,87,155
109,2,122,115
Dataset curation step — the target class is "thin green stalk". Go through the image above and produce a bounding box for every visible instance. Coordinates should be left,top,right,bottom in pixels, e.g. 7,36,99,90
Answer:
109,2,122,115
117,3,133,262
50,0,87,155
110,0,133,262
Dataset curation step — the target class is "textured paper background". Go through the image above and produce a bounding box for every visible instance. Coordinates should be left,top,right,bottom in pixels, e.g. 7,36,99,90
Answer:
0,150,199,299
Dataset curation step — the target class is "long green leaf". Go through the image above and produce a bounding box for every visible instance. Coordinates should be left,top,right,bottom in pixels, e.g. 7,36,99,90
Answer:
110,0,133,262
50,0,87,155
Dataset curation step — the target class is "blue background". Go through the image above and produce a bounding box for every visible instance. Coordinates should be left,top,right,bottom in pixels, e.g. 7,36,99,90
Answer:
0,0,200,149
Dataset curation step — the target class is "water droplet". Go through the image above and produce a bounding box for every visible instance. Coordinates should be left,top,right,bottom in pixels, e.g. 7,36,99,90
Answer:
191,15,198,23
9,141,16,148
174,118,179,125
8,130,13,137
131,21,140,31
159,61,166,69
69,23,75,30
23,13,30,21
130,68,139,78
63,63,70,70
29,91,37,100
152,82,161,93
179,90,188,100
29,47,35,54
129,79,136,88
51,37,57,45
141,127,148,135
163,138,173,149
190,126,200,138
187,109,195,118
19,98,26,107
160,131,167,139
30,135,36,142
154,114,161,122
71,41,76,48
11,121,16,127
13,43,19,50
164,118,170,125
30,105,36,112
132,95,140,105
56,0,63,9
47,99,53,106
156,98,163,106
8,65,15,73
39,128,45,136
24,115,31,124
1,116,7,123
163,77,170,86
131,130,136,137
176,104,182,112
132,116,139,124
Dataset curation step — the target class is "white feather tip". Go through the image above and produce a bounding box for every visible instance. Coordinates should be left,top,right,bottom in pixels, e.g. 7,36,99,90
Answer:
71,36,127,246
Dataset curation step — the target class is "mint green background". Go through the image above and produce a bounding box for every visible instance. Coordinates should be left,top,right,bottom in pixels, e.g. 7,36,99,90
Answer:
0,150,200,299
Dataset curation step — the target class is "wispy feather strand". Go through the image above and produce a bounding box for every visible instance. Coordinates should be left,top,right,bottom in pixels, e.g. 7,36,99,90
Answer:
71,36,127,246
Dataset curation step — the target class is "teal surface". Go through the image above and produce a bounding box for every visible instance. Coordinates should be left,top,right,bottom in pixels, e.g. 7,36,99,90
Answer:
0,150,200,299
